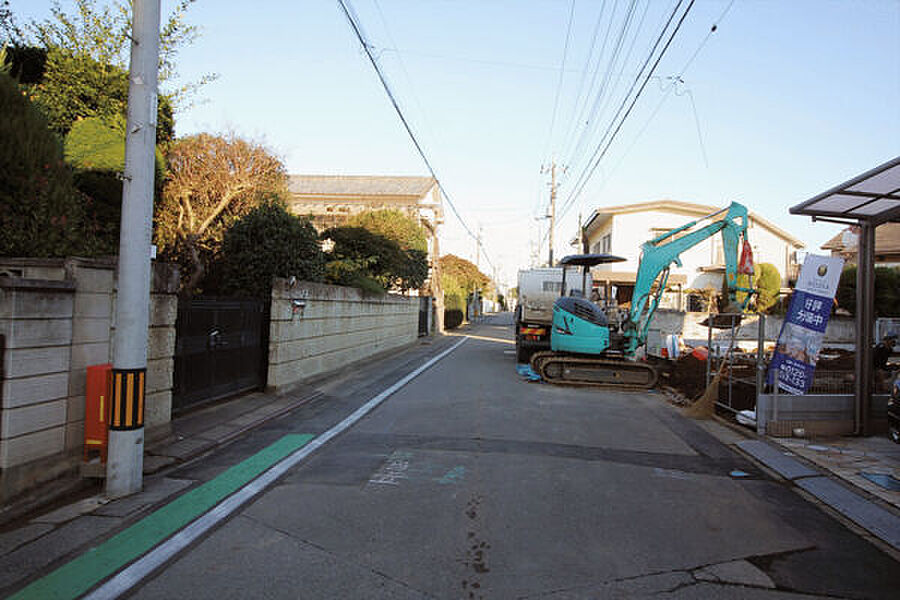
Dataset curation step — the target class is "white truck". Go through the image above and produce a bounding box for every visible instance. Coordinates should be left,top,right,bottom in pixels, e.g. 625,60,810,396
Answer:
514,267,591,363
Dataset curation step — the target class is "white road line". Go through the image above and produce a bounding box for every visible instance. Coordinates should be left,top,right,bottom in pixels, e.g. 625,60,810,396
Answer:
85,337,468,600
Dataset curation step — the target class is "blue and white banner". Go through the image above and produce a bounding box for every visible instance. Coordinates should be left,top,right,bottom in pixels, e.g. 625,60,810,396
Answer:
767,254,844,394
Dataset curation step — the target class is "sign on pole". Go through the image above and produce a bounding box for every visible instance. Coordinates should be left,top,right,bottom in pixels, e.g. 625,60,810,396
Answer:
767,254,844,394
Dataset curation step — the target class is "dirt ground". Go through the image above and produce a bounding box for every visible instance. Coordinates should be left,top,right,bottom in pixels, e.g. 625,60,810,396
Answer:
665,347,864,408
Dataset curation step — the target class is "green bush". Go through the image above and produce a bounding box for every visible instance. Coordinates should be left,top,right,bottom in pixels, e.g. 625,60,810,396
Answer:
216,200,324,297
835,265,900,317
64,116,166,254
444,309,464,329
735,262,781,314
321,226,426,292
443,289,466,311
2,44,47,85
0,73,94,257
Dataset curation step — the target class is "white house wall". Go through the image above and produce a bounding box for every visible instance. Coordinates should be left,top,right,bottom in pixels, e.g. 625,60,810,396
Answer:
596,211,717,289
745,221,795,286
589,208,799,288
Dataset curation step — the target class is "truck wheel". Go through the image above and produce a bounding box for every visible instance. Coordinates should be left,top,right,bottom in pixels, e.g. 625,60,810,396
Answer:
516,343,529,364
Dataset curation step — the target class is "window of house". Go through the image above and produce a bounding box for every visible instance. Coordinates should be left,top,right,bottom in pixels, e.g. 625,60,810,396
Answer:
649,227,690,243
601,233,611,253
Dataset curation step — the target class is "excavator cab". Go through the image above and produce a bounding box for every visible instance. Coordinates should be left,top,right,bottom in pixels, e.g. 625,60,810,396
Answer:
551,254,625,355
532,202,754,389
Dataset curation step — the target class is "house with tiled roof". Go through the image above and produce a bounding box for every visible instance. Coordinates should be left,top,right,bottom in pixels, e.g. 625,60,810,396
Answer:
580,200,806,311
287,175,443,232
821,223,900,267
287,174,446,323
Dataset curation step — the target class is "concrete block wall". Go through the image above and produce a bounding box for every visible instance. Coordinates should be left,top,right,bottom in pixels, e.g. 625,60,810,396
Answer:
0,258,178,502
268,279,419,393
0,278,76,488
756,393,890,437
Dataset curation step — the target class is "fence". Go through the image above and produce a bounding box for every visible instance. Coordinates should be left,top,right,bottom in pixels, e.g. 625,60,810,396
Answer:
691,312,893,436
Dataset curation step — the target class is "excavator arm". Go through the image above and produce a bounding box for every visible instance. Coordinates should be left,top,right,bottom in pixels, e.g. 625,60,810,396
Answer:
623,201,754,357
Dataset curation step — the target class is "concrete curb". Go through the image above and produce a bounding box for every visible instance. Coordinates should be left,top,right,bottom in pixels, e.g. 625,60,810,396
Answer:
735,438,900,552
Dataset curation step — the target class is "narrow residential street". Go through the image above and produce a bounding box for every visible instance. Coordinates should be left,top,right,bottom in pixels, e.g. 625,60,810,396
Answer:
75,313,891,600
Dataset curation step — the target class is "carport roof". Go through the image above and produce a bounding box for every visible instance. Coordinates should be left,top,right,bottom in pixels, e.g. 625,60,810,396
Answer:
789,155,900,225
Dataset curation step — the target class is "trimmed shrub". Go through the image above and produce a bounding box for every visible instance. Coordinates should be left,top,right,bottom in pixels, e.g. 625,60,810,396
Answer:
444,309,464,330
0,73,93,257
835,265,900,317
216,200,324,297
755,263,782,314
64,116,166,254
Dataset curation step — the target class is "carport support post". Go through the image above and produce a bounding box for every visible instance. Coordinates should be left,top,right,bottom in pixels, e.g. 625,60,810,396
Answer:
854,223,876,436
106,0,161,499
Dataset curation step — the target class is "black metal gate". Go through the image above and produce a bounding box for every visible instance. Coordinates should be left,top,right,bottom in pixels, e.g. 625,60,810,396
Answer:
418,296,431,337
173,296,268,412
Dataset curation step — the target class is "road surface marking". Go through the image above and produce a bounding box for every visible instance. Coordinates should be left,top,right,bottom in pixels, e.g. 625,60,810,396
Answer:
85,336,467,599
458,334,515,345
368,450,413,486
15,337,467,600
11,434,314,600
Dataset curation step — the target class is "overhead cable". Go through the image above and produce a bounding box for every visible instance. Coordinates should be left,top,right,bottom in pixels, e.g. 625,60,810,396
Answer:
541,0,577,164
559,0,696,222
335,0,494,273
560,0,686,218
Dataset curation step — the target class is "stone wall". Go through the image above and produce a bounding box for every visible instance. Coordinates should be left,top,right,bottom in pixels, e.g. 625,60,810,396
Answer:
0,258,177,502
268,279,419,393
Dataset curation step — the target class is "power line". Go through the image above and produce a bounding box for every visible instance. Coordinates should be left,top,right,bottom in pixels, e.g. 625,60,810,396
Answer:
559,0,697,223
541,0,577,163
335,0,494,273
562,0,735,216
563,0,643,174
559,0,612,157
560,0,686,218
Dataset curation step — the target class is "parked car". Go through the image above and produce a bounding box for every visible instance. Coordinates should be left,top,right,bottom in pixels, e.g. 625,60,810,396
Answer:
889,374,900,443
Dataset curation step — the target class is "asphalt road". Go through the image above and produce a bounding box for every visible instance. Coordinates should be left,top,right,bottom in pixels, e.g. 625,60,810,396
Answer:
129,314,899,599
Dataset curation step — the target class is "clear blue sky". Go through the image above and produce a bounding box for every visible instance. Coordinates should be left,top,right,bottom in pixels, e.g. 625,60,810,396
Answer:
14,1,900,287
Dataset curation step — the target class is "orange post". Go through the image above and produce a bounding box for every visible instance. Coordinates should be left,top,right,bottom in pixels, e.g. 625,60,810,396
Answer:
84,363,112,462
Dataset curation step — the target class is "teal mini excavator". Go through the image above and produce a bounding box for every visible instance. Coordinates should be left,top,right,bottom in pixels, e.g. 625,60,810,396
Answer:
530,201,755,388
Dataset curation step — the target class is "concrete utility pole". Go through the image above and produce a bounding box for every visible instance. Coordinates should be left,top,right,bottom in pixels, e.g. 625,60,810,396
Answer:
542,162,561,266
475,224,482,270
106,0,161,499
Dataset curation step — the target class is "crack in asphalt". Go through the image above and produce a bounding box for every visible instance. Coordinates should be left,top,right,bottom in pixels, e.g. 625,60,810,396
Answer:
239,514,440,599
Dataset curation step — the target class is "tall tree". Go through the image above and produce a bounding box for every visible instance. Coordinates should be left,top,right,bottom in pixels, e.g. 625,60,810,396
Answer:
218,201,324,297
4,0,211,141
155,133,287,293
440,254,491,293
28,0,214,110
347,209,428,252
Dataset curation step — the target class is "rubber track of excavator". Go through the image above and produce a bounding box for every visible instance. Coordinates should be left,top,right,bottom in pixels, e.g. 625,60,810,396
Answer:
530,351,658,390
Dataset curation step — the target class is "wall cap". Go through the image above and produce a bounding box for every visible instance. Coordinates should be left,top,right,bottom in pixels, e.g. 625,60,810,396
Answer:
0,277,76,293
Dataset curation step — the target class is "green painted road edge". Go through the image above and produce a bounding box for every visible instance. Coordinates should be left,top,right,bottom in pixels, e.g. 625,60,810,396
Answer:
10,433,314,600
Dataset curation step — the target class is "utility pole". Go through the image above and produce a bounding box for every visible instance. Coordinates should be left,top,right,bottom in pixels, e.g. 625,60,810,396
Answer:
542,162,562,266
475,224,482,270
106,0,160,499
